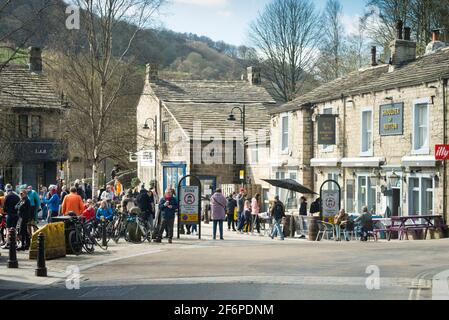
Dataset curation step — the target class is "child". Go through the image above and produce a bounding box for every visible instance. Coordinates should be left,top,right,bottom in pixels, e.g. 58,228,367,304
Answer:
243,200,252,234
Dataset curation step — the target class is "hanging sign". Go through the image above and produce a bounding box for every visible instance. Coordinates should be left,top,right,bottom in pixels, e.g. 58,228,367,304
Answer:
317,114,337,145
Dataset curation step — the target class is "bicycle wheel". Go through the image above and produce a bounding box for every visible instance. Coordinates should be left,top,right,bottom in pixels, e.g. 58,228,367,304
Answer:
112,219,123,244
83,224,96,254
68,230,83,256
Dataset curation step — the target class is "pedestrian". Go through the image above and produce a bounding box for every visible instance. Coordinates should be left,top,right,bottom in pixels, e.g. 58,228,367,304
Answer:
121,189,136,214
310,197,321,217
43,186,60,223
60,185,69,204
85,181,92,201
96,200,114,222
270,196,285,241
1,185,20,249
111,165,120,181
226,192,237,232
39,186,48,222
26,185,40,235
299,196,308,216
0,190,6,245
251,194,261,234
243,200,252,233
101,184,114,204
155,189,178,244
236,188,246,232
16,189,32,251
74,180,86,200
211,189,227,240
136,186,155,234
61,187,85,216
114,177,123,199
81,199,96,221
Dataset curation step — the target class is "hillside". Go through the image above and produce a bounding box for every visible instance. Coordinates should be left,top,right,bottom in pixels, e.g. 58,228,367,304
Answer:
0,0,255,80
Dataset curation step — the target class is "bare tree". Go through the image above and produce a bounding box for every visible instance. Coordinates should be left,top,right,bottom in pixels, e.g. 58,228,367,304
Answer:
345,16,371,70
316,0,346,82
249,0,320,102
52,0,164,196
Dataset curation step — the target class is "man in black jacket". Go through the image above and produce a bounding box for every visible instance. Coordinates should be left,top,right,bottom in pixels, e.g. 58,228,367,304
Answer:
136,188,155,234
16,189,32,251
270,196,285,240
226,193,237,231
2,184,20,249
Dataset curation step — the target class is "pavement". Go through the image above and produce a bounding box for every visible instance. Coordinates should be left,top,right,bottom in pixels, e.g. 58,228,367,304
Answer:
1,223,449,300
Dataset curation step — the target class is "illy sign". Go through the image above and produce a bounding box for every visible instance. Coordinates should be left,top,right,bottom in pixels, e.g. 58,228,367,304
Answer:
435,145,449,160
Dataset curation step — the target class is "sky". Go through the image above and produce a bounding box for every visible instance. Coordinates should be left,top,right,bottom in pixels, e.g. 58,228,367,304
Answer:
156,0,367,46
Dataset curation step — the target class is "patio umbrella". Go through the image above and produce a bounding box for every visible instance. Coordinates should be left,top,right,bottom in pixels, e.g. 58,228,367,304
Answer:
262,179,317,195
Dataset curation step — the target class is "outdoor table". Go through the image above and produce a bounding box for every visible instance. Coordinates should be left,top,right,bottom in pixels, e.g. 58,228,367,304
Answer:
387,215,443,241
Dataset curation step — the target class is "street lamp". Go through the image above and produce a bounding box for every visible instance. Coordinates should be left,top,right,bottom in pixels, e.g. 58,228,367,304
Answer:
227,105,246,185
143,117,158,191
389,171,400,187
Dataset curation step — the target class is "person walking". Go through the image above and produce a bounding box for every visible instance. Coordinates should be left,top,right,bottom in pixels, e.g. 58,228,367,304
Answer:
210,189,227,240
236,188,246,232
61,187,85,216
155,189,178,244
16,189,32,251
1,185,20,249
136,187,155,234
43,186,60,222
251,194,261,234
226,192,237,232
270,196,285,241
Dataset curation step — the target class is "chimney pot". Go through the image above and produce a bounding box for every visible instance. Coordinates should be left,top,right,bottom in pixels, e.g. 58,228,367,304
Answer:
247,66,261,85
396,20,404,40
28,47,42,72
404,27,411,41
432,29,440,42
146,63,158,82
371,46,378,66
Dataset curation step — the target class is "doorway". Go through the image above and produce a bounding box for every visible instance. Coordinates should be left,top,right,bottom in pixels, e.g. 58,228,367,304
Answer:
392,188,401,217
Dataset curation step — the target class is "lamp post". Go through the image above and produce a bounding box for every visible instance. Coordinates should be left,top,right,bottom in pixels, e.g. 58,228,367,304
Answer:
143,117,158,190
227,105,246,186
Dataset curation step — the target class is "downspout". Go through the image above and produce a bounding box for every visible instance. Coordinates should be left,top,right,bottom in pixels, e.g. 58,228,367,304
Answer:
443,78,448,225
342,95,347,210
308,103,315,194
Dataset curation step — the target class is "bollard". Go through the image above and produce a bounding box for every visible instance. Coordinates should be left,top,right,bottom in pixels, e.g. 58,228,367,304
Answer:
35,233,47,277
102,218,107,247
7,228,18,269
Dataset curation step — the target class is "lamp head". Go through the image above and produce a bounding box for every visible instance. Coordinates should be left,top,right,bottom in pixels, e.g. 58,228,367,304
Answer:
227,114,237,122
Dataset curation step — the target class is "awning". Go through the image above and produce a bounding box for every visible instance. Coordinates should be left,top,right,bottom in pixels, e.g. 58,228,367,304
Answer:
311,158,341,167
402,156,437,167
341,157,385,168
262,179,317,195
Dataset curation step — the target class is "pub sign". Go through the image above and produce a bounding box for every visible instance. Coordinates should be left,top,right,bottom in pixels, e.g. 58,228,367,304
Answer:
379,103,404,136
317,114,337,145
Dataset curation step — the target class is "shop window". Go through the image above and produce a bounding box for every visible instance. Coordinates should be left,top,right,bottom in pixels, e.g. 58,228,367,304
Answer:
361,108,373,156
357,175,376,213
408,177,434,216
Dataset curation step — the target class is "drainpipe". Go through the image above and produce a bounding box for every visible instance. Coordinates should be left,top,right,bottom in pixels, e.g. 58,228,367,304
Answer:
308,103,315,194
443,78,448,225
342,95,347,209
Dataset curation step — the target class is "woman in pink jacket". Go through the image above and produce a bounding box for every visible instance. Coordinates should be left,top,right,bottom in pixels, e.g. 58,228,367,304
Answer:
251,194,261,234
211,189,227,240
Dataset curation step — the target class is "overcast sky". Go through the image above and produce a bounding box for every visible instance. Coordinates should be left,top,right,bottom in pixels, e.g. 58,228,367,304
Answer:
156,0,367,46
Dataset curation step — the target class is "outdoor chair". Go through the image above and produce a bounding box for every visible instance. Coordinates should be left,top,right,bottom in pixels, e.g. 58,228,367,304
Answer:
316,220,335,241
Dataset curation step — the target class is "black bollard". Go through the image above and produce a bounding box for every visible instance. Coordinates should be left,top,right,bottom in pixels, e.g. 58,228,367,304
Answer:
7,228,18,269
35,233,47,277
102,218,107,247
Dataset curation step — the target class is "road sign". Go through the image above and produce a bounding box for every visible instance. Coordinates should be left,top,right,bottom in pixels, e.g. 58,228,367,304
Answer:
435,145,449,160
180,186,199,223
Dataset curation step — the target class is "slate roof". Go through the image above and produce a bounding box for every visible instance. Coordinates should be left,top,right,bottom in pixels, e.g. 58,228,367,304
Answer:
0,65,63,111
164,102,273,141
151,80,276,104
274,46,449,114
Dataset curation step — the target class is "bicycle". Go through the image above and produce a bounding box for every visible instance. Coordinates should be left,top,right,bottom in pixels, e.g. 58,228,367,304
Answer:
124,212,152,244
112,212,128,243
67,217,97,255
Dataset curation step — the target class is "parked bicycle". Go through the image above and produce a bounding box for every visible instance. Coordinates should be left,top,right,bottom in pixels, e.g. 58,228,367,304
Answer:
67,217,97,255
124,208,152,244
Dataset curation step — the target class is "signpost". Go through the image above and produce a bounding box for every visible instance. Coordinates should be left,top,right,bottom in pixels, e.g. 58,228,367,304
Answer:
177,175,202,240
320,180,341,223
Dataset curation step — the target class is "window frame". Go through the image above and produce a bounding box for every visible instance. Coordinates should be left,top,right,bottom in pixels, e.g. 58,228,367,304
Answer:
356,173,377,213
280,113,289,154
412,98,431,155
162,121,170,143
407,174,434,216
360,106,374,157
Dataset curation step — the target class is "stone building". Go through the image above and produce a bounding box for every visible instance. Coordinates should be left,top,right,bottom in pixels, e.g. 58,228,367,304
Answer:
0,47,67,188
269,27,449,224
136,65,276,197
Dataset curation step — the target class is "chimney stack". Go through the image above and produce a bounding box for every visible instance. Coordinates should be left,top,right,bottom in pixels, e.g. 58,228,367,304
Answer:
247,66,261,85
389,22,416,71
404,27,411,41
425,29,447,55
146,63,158,83
396,20,404,40
29,47,42,72
371,46,378,66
